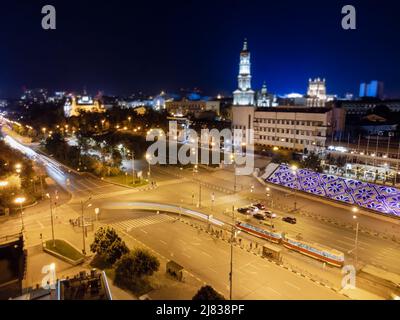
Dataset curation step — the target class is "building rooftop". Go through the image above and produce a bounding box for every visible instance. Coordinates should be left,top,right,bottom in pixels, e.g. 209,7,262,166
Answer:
57,269,112,300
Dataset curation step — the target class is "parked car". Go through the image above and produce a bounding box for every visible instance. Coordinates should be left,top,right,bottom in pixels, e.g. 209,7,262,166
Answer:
263,210,277,219
253,213,266,221
237,207,251,215
252,203,266,210
282,216,297,224
248,206,260,214
253,213,265,220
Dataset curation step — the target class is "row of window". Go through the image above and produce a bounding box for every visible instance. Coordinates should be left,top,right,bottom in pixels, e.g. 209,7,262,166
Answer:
257,135,324,147
256,127,325,136
254,118,325,126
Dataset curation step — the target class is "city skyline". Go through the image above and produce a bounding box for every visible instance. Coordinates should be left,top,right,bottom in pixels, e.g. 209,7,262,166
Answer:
1,0,400,98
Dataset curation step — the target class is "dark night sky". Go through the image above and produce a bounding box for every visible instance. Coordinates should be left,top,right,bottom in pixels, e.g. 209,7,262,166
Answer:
1,0,400,98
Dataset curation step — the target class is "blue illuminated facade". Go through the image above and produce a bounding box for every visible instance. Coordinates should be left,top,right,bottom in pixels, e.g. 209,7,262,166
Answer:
267,164,400,217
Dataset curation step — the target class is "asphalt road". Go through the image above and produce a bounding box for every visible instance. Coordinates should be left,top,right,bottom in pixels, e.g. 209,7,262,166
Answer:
99,209,345,300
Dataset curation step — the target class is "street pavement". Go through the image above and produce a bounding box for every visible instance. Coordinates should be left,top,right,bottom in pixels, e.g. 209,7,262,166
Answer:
99,209,346,300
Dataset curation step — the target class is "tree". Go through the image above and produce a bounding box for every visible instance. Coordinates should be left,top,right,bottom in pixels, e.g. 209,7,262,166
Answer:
114,249,160,286
300,152,322,172
192,285,225,300
90,227,129,265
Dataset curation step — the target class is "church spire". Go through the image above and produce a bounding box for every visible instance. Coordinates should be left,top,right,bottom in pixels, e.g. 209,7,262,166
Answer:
242,38,248,52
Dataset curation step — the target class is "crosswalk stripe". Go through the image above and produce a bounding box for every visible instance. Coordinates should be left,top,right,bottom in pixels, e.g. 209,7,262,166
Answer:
108,214,174,231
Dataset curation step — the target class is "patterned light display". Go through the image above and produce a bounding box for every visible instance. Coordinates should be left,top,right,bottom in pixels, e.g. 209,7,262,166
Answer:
267,165,400,217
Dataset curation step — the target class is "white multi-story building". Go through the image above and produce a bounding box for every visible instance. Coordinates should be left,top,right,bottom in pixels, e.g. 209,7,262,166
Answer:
232,106,341,152
233,40,255,106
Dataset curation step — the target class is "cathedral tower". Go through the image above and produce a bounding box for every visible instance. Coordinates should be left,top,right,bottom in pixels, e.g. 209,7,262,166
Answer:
233,39,255,106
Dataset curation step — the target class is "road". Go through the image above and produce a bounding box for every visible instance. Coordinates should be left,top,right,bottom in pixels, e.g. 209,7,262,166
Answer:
99,209,345,300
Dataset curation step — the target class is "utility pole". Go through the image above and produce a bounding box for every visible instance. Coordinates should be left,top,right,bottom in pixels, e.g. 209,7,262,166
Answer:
229,205,235,300
131,151,135,185
81,201,86,255
81,197,92,255
198,183,202,208
355,220,359,269
47,194,55,247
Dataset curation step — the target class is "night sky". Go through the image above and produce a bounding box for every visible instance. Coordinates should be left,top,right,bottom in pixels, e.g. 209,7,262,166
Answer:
1,0,400,98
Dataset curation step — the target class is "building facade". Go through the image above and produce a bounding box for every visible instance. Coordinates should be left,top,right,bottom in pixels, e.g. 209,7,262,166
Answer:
256,82,277,107
359,80,384,99
233,40,255,106
166,99,220,117
306,78,327,107
232,106,342,152
336,98,400,116
64,95,105,117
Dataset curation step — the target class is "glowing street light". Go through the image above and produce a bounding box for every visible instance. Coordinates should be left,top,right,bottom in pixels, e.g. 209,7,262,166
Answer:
0,181,9,187
146,153,152,178
46,193,56,246
15,197,26,231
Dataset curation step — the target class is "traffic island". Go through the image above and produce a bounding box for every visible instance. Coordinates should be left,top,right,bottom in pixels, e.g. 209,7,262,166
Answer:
43,239,85,266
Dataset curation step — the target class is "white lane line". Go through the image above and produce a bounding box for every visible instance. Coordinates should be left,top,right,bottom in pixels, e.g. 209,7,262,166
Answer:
208,267,218,274
36,220,44,229
182,252,191,259
266,287,282,296
160,240,167,245
284,281,300,291
140,229,148,234
201,251,212,258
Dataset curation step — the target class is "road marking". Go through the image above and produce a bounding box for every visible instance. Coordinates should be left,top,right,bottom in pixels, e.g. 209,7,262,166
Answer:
36,220,44,229
140,229,148,234
182,253,191,259
266,287,282,296
160,240,167,245
284,281,300,291
208,267,218,274
201,251,212,258
108,214,174,231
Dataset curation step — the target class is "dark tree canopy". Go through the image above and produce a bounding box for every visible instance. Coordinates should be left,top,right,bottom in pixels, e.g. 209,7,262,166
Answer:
192,285,225,300
90,227,129,265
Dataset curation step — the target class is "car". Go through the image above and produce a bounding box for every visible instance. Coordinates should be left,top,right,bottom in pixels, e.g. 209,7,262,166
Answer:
263,210,277,219
247,206,260,214
252,203,266,210
253,213,266,220
237,207,251,215
282,216,297,224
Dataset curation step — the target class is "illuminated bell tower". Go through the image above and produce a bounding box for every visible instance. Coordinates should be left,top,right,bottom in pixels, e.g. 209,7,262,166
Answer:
233,39,255,106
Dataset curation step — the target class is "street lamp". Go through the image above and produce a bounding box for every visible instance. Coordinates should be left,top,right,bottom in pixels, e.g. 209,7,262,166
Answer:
14,197,26,232
231,154,237,193
229,206,240,300
0,181,9,187
80,197,92,255
352,213,359,269
291,165,298,211
146,153,152,179
46,193,56,247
